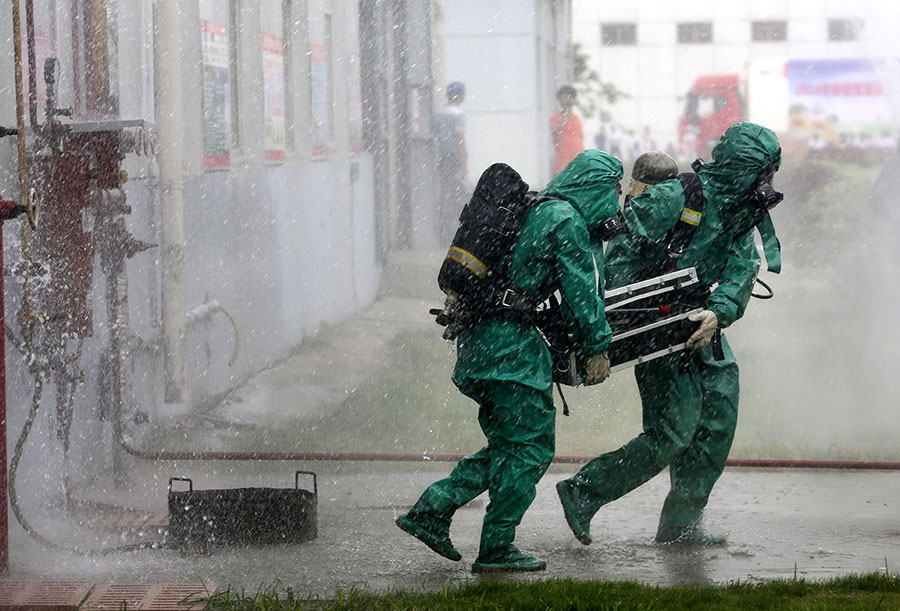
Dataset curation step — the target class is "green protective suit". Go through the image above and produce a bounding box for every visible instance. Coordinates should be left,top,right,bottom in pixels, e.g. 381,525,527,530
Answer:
562,123,782,541
404,151,623,561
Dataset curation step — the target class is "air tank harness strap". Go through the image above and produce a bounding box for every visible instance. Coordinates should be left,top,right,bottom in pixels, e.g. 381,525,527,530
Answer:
664,171,705,271
483,282,575,416
484,281,542,314
556,381,571,417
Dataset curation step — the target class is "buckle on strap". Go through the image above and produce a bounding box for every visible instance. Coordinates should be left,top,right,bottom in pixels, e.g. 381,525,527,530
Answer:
501,288,517,308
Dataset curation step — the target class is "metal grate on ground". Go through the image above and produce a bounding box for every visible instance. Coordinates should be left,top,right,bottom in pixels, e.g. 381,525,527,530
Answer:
0,581,94,611
81,583,215,610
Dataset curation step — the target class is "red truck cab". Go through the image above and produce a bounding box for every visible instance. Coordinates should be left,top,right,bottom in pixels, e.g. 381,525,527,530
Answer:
679,74,744,157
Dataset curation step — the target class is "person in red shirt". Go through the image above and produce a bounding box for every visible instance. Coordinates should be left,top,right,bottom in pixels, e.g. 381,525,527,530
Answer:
550,85,584,175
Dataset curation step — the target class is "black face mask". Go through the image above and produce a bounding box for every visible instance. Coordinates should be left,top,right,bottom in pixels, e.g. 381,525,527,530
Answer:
745,165,783,212
591,210,629,242
735,165,783,235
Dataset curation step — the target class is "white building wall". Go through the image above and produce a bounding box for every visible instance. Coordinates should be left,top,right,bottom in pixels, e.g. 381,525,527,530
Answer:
442,0,571,187
0,0,380,418
573,0,900,157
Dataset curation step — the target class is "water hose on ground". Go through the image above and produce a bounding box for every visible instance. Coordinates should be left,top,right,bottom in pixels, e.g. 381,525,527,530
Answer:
8,368,163,554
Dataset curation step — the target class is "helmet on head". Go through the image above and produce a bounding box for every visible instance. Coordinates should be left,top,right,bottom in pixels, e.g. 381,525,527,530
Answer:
628,151,678,198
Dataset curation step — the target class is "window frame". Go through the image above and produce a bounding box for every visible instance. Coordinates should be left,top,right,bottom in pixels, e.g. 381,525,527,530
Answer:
601,23,637,46
828,18,861,41
751,20,788,42
677,22,713,44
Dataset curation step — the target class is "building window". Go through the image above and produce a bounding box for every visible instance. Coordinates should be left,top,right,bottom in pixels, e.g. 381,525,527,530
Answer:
828,19,861,41
282,0,295,151
261,1,286,161
602,23,637,46
678,22,713,44
325,13,335,141
752,20,787,42
228,0,241,149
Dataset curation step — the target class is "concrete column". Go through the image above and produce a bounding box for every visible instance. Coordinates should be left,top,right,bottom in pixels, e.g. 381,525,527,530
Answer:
153,0,188,404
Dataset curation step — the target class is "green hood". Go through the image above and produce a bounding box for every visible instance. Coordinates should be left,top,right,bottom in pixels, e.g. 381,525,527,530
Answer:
700,122,782,204
540,150,624,232
702,122,784,273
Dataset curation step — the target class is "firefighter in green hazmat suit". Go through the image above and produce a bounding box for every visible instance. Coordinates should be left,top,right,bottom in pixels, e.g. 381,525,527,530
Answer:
557,123,784,545
397,150,624,573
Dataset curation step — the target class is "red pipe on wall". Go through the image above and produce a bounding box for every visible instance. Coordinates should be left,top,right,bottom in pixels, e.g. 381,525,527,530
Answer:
1,219,8,576
113,417,900,470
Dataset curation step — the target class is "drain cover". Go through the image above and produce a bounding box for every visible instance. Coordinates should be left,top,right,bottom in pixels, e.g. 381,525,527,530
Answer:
0,581,94,610
82,584,215,610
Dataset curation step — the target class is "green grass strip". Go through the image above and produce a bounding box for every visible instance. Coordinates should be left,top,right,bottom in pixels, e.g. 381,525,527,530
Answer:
201,572,900,610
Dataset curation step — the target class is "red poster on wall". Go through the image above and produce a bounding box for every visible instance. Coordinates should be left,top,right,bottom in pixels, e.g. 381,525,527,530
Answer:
263,32,286,161
201,20,230,168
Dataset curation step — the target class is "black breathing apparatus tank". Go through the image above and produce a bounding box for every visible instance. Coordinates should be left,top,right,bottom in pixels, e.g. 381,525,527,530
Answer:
435,163,532,338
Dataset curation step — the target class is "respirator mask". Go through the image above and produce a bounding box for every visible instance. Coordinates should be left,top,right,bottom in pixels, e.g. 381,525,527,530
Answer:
736,164,783,234
747,164,783,212
591,182,630,242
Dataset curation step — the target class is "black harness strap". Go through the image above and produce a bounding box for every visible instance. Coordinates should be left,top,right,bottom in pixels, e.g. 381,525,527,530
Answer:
665,172,705,268
667,172,726,363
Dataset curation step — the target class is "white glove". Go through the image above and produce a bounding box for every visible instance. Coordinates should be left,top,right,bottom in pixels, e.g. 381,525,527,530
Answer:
584,352,611,385
686,310,718,350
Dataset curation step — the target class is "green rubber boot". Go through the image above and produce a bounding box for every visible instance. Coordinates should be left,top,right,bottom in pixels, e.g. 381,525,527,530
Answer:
396,513,462,561
472,545,546,574
556,480,593,545
655,523,726,546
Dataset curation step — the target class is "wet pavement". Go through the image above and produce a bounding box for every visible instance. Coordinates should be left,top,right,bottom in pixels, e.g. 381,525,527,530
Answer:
4,286,900,595
6,460,899,595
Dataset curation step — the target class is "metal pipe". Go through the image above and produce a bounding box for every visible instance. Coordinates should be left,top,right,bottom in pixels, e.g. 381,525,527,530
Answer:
0,216,7,578
111,403,900,469
25,0,38,129
722,458,900,470
5,0,31,577
71,0,81,115
153,0,188,403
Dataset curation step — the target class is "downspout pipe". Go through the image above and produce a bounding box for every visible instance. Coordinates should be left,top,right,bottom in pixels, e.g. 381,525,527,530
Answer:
4,0,32,576
153,0,188,404
25,0,38,128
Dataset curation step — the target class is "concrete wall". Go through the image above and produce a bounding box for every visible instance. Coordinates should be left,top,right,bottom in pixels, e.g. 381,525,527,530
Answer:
0,0,380,425
442,0,571,188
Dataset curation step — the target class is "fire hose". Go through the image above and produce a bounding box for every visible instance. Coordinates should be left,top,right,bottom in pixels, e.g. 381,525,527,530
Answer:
8,365,163,555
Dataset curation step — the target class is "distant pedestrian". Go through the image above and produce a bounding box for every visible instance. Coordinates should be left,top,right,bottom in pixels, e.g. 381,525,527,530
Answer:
434,81,469,242
594,126,608,151
641,126,657,152
607,125,623,159
550,85,584,175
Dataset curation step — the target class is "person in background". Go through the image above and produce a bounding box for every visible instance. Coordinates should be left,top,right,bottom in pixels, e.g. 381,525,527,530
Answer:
434,81,469,242
550,85,584,175
594,126,608,152
640,126,657,152
607,124,624,159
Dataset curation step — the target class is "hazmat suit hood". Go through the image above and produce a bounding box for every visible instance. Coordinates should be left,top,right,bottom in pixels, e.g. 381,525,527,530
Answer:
700,122,782,205
701,122,784,273
541,150,624,234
